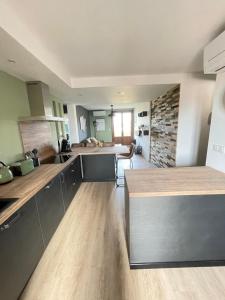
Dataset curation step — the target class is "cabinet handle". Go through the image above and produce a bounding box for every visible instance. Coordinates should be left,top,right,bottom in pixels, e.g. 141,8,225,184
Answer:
71,170,75,173
72,182,76,186
0,213,21,231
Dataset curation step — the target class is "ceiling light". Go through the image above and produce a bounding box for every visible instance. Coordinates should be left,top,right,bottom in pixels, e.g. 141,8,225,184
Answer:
8,59,16,64
117,91,125,96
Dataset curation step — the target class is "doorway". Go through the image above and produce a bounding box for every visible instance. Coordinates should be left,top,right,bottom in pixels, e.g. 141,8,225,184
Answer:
112,111,133,145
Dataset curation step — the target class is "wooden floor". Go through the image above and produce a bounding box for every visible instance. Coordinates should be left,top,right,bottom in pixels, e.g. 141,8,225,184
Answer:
21,157,225,300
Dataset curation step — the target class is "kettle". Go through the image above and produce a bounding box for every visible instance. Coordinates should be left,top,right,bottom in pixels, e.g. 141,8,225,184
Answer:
0,161,14,184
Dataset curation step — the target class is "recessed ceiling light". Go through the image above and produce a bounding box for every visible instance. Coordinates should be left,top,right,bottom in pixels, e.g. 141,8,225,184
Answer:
8,59,16,64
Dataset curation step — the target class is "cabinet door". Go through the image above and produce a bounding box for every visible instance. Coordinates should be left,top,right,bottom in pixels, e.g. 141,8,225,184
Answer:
60,167,72,210
36,175,64,247
0,197,44,300
61,157,82,210
74,156,82,182
73,156,82,193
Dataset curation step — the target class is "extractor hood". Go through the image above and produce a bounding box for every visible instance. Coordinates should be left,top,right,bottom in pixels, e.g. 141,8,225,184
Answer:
19,81,64,122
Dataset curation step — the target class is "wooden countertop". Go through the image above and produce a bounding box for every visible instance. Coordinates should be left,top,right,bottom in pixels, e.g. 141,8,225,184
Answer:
125,166,225,198
0,160,76,225
0,145,128,225
71,145,129,155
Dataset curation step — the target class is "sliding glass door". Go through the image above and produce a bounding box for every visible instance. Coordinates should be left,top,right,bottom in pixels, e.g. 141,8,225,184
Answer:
112,111,133,145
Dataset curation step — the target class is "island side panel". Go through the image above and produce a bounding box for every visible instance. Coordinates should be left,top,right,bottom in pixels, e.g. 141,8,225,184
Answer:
81,154,116,182
129,194,225,268
125,179,130,258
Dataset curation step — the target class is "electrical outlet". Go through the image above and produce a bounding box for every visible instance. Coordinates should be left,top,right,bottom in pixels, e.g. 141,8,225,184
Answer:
213,144,220,152
222,146,225,154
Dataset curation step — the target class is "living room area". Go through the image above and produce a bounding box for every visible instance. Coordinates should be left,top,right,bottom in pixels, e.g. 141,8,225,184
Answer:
66,77,214,169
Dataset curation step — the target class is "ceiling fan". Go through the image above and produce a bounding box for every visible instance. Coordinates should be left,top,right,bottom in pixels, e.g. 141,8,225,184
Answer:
108,104,115,117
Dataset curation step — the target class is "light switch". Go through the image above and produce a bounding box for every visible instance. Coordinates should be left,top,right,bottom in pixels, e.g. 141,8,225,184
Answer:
213,144,225,154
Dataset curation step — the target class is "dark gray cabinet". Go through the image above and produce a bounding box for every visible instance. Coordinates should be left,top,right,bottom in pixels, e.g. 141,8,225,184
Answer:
0,157,82,300
82,154,116,182
61,165,74,209
126,191,225,269
73,155,82,191
0,197,44,300
61,156,82,210
36,175,64,247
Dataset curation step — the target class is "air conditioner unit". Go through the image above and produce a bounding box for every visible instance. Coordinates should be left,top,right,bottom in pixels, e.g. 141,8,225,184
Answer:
93,111,106,117
204,31,225,74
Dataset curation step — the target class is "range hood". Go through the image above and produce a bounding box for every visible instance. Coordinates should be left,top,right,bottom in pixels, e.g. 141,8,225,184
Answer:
19,81,64,122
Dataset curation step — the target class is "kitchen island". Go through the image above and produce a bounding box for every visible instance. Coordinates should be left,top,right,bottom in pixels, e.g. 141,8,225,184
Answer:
72,145,129,182
125,166,225,269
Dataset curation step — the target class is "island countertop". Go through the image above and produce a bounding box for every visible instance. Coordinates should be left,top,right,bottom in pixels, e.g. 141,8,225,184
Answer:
70,145,128,155
125,166,225,198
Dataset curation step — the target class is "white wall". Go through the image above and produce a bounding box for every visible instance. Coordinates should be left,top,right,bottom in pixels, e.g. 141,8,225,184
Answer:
206,72,225,172
134,102,150,161
176,74,215,166
67,104,80,143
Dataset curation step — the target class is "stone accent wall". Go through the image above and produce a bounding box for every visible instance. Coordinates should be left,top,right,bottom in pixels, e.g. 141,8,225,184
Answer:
150,85,180,167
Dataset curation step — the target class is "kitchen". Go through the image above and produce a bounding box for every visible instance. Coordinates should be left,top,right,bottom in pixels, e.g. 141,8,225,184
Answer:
2,1,225,299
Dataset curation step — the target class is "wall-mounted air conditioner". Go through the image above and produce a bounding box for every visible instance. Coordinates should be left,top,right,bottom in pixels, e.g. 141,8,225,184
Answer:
204,30,225,74
93,111,106,117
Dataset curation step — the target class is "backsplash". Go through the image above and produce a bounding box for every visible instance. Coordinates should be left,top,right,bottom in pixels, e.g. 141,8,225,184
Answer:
19,121,57,161
150,85,180,167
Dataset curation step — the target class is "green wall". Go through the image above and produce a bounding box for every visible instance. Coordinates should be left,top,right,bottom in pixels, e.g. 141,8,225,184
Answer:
0,71,69,164
89,110,112,142
0,71,30,164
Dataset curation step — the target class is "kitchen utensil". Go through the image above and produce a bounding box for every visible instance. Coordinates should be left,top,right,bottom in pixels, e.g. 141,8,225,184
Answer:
31,148,40,167
32,148,38,157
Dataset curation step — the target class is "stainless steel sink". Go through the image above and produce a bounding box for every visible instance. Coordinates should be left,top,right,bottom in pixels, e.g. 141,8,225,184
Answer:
0,198,18,214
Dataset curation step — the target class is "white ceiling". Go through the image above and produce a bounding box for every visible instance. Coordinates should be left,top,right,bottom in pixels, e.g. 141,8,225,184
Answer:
4,0,225,78
74,84,176,109
0,0,223,105
0,26,176,106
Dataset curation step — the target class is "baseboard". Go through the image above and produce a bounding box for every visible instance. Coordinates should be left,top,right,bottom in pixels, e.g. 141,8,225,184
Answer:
130,260,225,269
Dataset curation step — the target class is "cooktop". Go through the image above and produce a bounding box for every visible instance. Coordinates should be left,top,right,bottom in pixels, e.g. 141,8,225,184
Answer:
41,154,72,164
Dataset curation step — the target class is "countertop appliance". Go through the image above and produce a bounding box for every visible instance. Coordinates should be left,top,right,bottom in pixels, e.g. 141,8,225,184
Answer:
10,159,34,176
41,154,72,164
61,136,72,153
0,161,14,184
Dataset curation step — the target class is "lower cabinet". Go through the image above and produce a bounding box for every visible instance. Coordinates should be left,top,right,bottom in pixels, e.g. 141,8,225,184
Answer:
61,156,82,210
35,175,65,247
0,157,82,299
73,155,82,192
0,197,44,300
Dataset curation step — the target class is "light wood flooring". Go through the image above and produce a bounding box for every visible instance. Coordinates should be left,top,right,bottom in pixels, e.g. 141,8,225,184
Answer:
21,156,225,300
